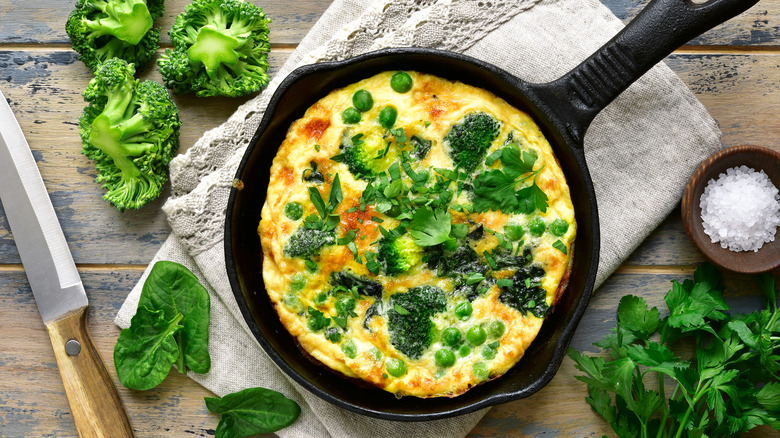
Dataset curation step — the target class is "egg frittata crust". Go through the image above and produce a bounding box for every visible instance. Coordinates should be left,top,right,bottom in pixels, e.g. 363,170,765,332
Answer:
259,71,575,398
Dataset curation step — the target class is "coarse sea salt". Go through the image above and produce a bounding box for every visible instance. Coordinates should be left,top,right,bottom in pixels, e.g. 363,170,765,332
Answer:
699,165,780,252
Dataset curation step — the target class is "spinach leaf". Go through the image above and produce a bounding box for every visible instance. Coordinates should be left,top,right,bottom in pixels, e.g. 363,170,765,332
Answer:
205,387,301,438
114,307,183,390
138,260,211,374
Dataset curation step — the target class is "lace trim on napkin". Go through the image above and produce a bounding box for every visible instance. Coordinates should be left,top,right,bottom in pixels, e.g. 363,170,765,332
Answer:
164,0,541,255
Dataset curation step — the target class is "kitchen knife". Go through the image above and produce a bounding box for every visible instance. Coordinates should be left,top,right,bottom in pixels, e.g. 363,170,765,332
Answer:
0,89,134,437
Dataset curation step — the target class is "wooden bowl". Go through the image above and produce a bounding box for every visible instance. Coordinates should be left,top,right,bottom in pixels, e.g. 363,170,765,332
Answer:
681,145,780,274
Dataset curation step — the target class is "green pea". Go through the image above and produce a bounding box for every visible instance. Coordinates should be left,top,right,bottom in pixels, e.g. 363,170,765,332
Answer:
284,202,303,221
341,340,357,359
434,370,446,379
550,218,569,236
442,327,462,347
454,302,473,320
473,362,489,381
458,344,471,357
467,326,487,346
283,294,302,313
378,106,398,129
529,218,545,236
504,225,524,241
352,89,374,112
434,349,456,368
342,107,361,124
370,347,383,362
289,273,307,292
390,71,413,93
488,320,506,338
386,358,407,377
482,345,497,360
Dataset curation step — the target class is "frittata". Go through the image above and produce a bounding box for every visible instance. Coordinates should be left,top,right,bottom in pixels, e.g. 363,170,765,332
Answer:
259,71,575,398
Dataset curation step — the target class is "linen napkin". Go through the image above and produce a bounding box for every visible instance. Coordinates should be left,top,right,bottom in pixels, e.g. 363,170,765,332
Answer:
115,0,722,436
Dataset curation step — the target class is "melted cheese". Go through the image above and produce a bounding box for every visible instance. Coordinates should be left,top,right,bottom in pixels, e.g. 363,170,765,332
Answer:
259,71,575,398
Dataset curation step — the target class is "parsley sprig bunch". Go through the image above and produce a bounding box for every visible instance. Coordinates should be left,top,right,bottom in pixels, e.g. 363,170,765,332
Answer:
473,145,548,214
568,264,780,438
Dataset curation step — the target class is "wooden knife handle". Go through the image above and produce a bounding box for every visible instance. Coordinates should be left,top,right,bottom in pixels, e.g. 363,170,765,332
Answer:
46,307,135,438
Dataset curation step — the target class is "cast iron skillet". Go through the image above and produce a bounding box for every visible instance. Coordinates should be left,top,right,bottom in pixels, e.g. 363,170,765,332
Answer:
225,0,758,421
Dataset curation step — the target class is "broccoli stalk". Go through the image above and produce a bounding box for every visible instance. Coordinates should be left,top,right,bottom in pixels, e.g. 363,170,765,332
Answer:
387,285,446,359
66,0,163,71
283,228,336,259
158,0,271,97
444,112,501,172
378,234,423,275
79,58,181,211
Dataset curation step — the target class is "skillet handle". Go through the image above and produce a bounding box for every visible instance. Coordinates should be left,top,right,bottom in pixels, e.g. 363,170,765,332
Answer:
528,0,759,147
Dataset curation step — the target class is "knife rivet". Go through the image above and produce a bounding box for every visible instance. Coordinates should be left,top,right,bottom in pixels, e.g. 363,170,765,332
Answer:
65,339,81,356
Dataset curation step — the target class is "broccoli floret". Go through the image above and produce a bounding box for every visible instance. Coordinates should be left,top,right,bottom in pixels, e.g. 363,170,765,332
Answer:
444,112,501,172
387,285,446,359
283,227,335,258
330,271,383,300
340,133,395,181
158,0,271,97
378,234,423,275
498,265,548,317
66,0,163,71
79,58,180,211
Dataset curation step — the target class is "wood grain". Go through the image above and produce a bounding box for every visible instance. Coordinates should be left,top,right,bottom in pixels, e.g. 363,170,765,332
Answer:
46,306,135,438
601,0,780,47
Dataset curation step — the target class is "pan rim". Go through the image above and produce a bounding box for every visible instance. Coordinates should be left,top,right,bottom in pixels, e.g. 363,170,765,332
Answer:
225,47,600,421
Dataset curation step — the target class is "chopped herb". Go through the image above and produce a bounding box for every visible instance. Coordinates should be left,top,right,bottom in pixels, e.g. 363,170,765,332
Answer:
466,272,485,285
496,279,514,288
552,239,567,254
337,230,357,245
347,241,358,258
483,250,497,270
394,303,411,315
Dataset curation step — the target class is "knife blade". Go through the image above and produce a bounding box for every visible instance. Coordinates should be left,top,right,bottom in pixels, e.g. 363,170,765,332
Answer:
0,89,134,438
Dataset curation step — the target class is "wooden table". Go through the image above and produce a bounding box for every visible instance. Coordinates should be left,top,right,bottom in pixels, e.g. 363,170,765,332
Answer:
1,1,778,436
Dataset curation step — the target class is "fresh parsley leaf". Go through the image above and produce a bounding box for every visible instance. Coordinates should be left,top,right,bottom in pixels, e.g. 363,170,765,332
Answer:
617,295,660,339
473,169,520,213
500,147,535,179
517,183,549,214
410,206,453,247
568,264,780,438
